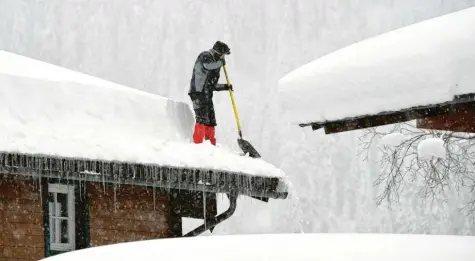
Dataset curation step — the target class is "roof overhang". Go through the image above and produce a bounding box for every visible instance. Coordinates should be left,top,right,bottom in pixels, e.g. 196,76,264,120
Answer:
0,151,288,200
299,93,475,134
280,8,475,132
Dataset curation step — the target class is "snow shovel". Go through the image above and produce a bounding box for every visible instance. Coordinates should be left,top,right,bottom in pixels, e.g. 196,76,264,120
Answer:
223,64,261,158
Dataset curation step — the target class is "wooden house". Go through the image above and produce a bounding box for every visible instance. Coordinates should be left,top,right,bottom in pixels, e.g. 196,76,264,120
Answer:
0,51,289,260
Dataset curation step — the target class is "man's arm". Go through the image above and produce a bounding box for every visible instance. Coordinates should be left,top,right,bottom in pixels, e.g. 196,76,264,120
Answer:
214,83,232,91
202,53,224,70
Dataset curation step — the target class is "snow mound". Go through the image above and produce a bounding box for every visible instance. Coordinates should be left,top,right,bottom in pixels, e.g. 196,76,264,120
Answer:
0,51,286,178
418,138,446,160
278,7,475,125
0,50,145,95
40,233,475,261
381,133,409,147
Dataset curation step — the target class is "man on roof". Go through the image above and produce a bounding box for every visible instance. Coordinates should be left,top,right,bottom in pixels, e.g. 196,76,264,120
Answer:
188,41,233,146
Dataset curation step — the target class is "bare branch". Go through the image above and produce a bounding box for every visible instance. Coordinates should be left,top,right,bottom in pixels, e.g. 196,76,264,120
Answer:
358,121,475,220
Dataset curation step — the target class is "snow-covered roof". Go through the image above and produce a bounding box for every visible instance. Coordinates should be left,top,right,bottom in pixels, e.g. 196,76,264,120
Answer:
0,51,287,181
40,233,475,261
278,7,475,126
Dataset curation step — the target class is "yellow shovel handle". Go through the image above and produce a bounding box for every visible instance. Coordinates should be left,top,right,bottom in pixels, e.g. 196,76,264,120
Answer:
223,65,242,138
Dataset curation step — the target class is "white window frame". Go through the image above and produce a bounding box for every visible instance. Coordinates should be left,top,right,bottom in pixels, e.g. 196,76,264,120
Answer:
48,183,76,251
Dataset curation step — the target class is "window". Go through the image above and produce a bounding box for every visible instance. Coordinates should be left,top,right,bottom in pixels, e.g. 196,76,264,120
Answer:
48,183,75,251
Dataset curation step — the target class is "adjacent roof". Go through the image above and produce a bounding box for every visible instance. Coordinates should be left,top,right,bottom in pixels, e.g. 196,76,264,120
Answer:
278,7,475,133
0,51,288,199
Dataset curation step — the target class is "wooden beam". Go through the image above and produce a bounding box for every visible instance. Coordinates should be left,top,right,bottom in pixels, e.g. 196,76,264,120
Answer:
417,105,475,133
302,93,475,134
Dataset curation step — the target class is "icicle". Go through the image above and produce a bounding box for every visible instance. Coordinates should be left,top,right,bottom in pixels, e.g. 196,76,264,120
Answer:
82,173,87,199
178,169,181,192
203,187,206,231
83,180,87,201
84,174,87,198
113,163,117,183
39,172,43,208
159,167,163,190
42,157,47,178
167,167,171,192
264,177,268,199
248,176,252,197
174,168,178,191
192,169,196,192
79,176,82,199
113,183,117,211
153,182,156,211
102,161,106,194
117,164,121,190
38,159,43,207
66,164,70,186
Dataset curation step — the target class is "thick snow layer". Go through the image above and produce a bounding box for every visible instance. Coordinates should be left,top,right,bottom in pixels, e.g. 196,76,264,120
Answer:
278,6,475,124
40,233,475,261
418,138,446,159
0,50,144,95
0,51,286,179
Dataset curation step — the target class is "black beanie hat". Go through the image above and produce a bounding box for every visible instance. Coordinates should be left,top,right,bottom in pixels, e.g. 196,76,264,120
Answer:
213,41,231,55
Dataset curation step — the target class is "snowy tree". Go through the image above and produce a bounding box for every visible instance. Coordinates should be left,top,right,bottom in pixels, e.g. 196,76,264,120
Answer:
359,121,475,219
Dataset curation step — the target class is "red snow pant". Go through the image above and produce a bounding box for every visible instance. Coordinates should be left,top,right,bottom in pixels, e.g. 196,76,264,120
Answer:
193,123,216,145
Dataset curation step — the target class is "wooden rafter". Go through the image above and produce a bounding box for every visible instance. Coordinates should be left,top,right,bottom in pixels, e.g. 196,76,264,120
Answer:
300,93,475,134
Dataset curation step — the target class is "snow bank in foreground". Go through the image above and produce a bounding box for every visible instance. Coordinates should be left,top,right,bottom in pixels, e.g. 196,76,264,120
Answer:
40,233,475,261
418,138,446,159
0,51,286,178
278,7,475,124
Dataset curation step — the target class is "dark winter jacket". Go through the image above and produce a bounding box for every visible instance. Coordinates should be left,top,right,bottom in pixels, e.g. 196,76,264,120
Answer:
188,49,229,126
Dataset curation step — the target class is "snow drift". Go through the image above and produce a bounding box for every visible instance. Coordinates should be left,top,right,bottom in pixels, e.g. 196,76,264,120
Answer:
278,6,475,125
40,233,475,261
0,51,286,178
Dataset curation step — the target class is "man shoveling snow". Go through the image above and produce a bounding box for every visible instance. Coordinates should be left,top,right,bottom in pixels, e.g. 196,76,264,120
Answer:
188,41,232,145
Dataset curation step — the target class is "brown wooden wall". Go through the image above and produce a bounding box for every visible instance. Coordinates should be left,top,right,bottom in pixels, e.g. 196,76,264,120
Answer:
0,177,176,260
0,177,44,261
417,109,475,133
87,182,172,247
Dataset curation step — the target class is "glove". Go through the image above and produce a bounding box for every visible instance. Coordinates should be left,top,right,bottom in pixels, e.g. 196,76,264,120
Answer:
220,56,226,66
227,84,233,91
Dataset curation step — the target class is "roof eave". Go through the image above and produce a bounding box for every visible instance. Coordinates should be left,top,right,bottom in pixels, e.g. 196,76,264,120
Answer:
300,93,475,134
0,152,288,200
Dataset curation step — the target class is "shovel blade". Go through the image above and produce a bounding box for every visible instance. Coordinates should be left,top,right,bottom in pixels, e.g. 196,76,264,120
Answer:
237,138,261,158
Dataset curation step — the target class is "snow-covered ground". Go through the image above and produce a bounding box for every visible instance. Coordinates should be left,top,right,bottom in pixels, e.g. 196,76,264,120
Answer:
278,6,475,125
40,233,475,261
0,51,286,179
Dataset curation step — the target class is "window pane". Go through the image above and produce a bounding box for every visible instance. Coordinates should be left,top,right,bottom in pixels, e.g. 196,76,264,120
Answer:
50,217,56,243
60,219,69,244
48,193,55,217
48,192,55,202
57,193,68,217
